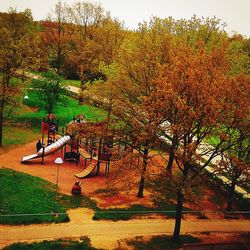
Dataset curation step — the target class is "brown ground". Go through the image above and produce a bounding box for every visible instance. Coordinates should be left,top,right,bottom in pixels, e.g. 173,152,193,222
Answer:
0,140,153,208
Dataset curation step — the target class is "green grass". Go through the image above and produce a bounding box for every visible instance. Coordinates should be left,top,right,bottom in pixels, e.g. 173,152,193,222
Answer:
63,79,81,88
0,168,182,224
3,238,98,250
205,135,220,146
2,126,40,146
0,169,97,225
93,204,191,221
0,168,68,224
54,97,107,126
10,96,107,130
126,235,201,250
59,193,98,211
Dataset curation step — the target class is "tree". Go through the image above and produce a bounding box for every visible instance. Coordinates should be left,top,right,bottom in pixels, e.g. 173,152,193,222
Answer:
97,18,125,66
220,136,250,211
150,40,250,241
67,1,109,87
81,19,171,197
30,71,67,114
40,1,74,74
105,21,172,197
217,79,250,211
0,8,40,146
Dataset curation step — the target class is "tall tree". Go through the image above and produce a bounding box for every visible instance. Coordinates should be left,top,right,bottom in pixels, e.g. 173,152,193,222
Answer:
150,40,250,241
67,1,109,87
106,22,171,197
40,1,74,74
0,9,40,146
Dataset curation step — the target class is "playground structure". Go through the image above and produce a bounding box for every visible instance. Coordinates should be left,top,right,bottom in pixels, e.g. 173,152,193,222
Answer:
21,114,126,179
21,113,67,163
67,121,116,178
21,135,71,163
41,113,59,146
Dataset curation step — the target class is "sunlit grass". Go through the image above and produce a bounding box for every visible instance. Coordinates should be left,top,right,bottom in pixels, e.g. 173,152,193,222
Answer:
10,96,107,130
63,79,81,88
0,168,68,224
2,126,40,146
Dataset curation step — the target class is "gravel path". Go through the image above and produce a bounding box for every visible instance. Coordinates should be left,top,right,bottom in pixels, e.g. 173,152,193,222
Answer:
0,208,249,249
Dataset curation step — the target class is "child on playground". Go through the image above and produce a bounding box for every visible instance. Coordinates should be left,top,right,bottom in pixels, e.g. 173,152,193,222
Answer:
36,140,42,152
71,181,82,195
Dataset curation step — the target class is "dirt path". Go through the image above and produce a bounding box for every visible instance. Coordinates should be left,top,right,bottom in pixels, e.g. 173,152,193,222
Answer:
0,208,249,249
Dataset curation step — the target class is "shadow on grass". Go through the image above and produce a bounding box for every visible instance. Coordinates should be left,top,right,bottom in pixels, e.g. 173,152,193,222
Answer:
92,203,192,221
125,235,201,250
3,237,98,250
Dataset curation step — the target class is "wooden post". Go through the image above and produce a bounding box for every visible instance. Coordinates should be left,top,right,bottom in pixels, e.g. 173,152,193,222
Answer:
41,146,45,165
96,138,102,176
42,133,44,147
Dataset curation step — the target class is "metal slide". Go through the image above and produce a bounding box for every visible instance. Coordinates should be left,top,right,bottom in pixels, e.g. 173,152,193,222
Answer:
21,135,71,163
75,160,97,178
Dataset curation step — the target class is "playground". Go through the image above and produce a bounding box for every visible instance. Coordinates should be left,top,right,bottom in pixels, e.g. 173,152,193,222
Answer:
1,115,249,249
0,122,227,211
0,116,155,208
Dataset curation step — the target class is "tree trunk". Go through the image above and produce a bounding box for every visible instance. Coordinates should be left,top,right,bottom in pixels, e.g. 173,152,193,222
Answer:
137,146,148,198
172,190,184,242
0,78,7,147
0,108,3,147
167,134,178,172
173,161,189,242
227,181,236,211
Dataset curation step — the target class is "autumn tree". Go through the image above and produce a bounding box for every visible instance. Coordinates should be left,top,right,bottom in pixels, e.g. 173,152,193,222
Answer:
102,21,172,197
146,15,228,173
40,1,74,75
97,18,125,66
151,15,227,48
217,75,250,211
149,40,250,241
219,131,250,211
66,1,109,87
0,9,40,146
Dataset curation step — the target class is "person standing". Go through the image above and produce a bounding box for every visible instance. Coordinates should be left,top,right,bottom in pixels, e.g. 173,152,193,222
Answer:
36,140,42,152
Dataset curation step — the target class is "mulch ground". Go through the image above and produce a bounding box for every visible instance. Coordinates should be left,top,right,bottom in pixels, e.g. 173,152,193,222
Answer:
0,140,153,208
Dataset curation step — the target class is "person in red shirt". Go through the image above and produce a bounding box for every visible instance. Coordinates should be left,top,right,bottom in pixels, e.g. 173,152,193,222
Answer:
71,181,82,195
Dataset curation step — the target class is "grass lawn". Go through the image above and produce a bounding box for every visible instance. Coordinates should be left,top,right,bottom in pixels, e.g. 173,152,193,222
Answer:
2,126,40,146
126,235,201,250
0,169,96,225
63,79,81,88
3,238,98,250
9,96,107,131
0,169,188,224
0,168,69,224
3,235,201,250
93,203,192,221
